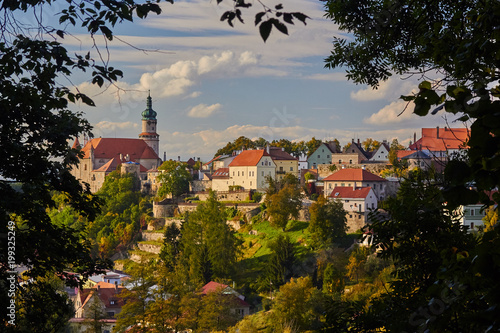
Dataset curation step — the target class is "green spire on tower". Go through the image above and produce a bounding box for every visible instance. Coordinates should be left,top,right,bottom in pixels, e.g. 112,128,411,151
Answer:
141,90,157,120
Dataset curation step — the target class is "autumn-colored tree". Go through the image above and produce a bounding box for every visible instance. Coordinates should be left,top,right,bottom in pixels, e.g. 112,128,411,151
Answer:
270,276,321,331
362,138,381,152
265,174,302,231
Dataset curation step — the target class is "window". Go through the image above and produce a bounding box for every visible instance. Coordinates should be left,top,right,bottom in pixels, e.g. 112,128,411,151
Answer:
329,183,332,188
338,159,342,164
242,171,244,176
84,164,87,171
470,209,475,216
322,149,324,152
262,162,264,165
262,171,264,176
341,183,345,186
110,300,116,305
372,203,375,209
250,181,252,186
290,167,293,171
238,171,240,176
233,172,235,176
107,312,114,318
349,160,353,164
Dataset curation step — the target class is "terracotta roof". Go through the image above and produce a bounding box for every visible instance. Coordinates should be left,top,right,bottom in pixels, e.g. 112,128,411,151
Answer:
93,158,149,173
409,127,469,151
268,147,298,160
229,149,271,167
200,281,228,294
397,150,416,159
81,281,125,309
212,168,229,179
323,168,387,182
203,155,223,167
81,138,160,160
329,186,372,199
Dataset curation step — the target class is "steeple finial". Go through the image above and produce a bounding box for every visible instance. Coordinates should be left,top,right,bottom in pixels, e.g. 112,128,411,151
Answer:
142,91,157,120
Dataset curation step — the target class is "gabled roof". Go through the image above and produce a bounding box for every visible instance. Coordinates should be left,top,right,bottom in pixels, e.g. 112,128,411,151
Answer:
80,281,125,310
323,168,387,182
397,150,416,159
212,168,229,179
268,147,298,161
229,149,271,167
200,281,229,294
329,186,373,199
324,141,341,154
81,138,160,160
344,141,371,160
409,127,469,151
93,158,150,173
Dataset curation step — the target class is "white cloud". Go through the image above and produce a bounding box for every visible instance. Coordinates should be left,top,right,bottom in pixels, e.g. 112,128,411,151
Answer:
305,73,348,81
187,103,222,118
350,77,418,101
363,100,416,125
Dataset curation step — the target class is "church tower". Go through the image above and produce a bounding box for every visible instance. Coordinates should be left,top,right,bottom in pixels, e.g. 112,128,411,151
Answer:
139,92,160,156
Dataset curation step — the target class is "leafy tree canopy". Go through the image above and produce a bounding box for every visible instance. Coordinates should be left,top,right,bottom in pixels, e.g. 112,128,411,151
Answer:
308,195,347,249
156,160,192,201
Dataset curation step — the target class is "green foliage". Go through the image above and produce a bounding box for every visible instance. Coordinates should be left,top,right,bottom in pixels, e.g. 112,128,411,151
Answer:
308,196,347,249
265,234,296,288
270,276,322,331
180,192,242,284
159,223,181,270
87,171,145,258
13,275,74,333
156,159,192,200
265,174,302,231
198,289,240,332
251,191,263,203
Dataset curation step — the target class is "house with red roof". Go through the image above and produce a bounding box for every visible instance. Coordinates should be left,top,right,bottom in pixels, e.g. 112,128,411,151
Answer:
210,149,275,191
329,186,378,232
70,281,125,332
200,281,250,318
71,95,163,193
322,168,388,200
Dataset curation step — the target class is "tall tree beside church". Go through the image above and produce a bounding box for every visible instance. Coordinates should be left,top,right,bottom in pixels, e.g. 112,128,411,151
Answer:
156,160,192,201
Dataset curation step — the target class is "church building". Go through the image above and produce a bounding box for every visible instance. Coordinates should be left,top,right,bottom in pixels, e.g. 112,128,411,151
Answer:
71,93,163,193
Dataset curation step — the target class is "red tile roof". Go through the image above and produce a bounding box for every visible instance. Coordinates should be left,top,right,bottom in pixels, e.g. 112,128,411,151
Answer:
81,138,160,160
212,168,230,179
200,281,228,294
329,186,372,199
409,127,469,151
323,168,387,182
229,149,271,167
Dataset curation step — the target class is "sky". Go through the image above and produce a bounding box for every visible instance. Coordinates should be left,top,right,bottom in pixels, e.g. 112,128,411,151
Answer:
48,0,466,161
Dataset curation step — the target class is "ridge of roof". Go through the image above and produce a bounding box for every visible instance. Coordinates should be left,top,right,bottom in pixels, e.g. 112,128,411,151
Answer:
329,186,372,199
229,149,271,167
323,168,387,182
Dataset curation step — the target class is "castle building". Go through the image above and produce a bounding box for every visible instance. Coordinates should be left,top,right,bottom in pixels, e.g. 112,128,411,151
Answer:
71,94,162,193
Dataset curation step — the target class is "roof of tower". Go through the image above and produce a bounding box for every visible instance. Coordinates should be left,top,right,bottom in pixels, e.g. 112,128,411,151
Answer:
141,92,157,120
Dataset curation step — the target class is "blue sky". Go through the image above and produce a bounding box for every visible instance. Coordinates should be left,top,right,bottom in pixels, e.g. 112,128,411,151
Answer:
56,0,464,161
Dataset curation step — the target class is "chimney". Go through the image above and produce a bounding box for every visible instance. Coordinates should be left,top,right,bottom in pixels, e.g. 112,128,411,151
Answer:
178,156,180,161
114,281,118,291
358,138,360,145
266,145,270,154
414,132,416,144
96,285,100,291
436,126,440,138
163,152,166,161
197,157,200,162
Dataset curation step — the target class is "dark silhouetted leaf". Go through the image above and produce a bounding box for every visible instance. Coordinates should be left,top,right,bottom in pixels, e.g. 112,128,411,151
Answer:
292,12,309,25
283,13,294,24
271,18,288,35
255,11,266,26
259,19,273,42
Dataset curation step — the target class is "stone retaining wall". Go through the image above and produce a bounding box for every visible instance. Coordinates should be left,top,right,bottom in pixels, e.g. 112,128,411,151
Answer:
137,242,162,254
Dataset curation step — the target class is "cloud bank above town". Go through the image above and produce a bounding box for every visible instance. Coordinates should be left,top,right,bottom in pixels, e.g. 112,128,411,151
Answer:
66,0,467,160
